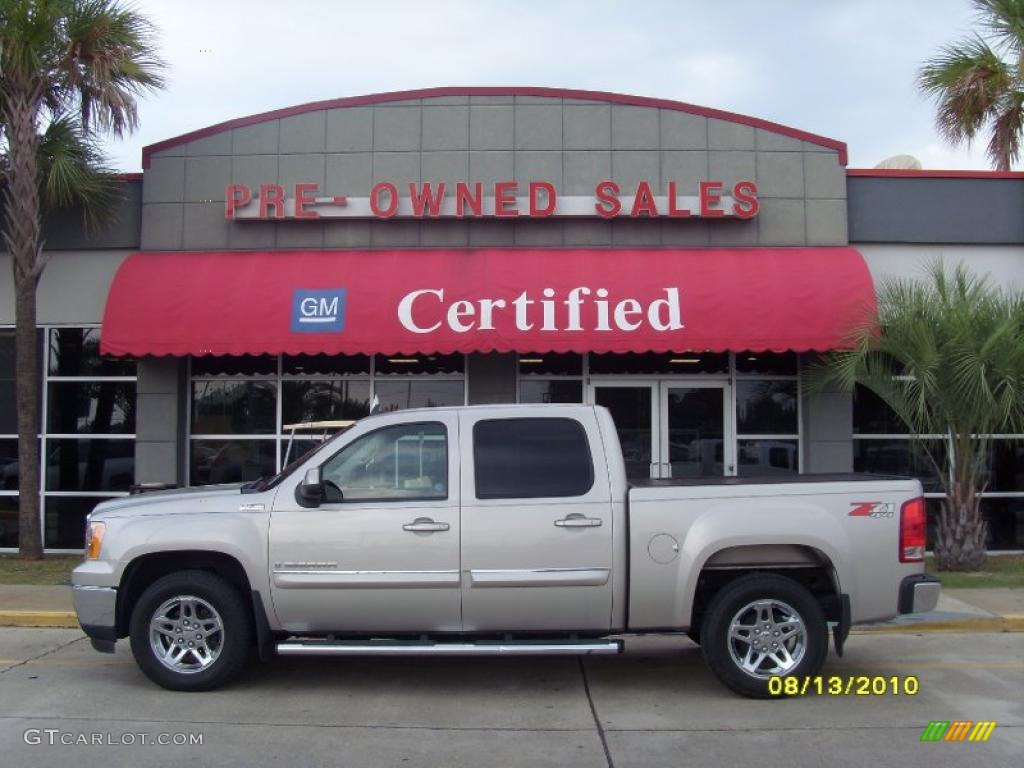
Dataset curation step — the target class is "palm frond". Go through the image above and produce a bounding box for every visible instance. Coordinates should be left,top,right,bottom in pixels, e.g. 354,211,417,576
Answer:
974,0,1024,53
919,36,1013,145
36,113,120,231
57,0,166,135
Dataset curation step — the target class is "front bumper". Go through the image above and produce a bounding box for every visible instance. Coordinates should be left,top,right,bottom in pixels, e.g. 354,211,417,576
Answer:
898,573,941,614
71,585,118,653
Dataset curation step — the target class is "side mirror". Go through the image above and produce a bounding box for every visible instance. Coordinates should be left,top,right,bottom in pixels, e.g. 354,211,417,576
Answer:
295,467,324,508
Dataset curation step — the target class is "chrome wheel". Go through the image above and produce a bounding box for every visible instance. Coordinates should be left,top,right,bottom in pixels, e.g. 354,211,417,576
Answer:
149,595,225,674
727,598,806,679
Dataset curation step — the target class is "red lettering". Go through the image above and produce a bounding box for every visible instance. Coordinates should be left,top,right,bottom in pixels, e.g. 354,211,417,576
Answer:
455,182,482,217
732,180,759,219
409,182,446,217
225,184,251,219
294,182,319,220
699,180,725,218
258,183,285,219
630,181,659,217
594,180,621,218
529,181,557,217
370,182,399,218
494,181,519,217
667,181,690,217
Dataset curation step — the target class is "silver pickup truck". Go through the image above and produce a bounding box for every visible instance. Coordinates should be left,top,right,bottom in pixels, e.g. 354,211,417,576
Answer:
72,404,939,697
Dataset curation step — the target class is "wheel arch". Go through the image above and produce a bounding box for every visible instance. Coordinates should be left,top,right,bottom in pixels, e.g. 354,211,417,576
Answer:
688,544,843,634
116,550,253,638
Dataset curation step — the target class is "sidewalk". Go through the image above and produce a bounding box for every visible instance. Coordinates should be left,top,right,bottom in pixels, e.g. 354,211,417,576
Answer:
0,584,1022,632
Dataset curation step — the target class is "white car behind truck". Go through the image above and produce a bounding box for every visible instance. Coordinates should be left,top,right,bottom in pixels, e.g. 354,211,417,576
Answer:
71,404,939,697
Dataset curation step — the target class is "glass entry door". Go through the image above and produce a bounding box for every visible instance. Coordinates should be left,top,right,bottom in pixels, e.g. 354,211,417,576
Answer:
591,383,658,480
660,382,734,478
590,380,734,480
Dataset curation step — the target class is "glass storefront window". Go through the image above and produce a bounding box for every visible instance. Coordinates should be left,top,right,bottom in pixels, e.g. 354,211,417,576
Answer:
738,439,799,477
48,328,135,377
1,439,20,491
590,351,729,375
189,440,276,486
45,497,116,549
736,380,797,434
853,438,945,492
282,380,371,424
853,385,910,434
735,351,798,375
45,439,135,492
191,354,276,376
0,330,16,434
47,382,136,434
0,496,18,549
518,353,583,376
519,380,583,404
374,354,465,375
374,380,464,411
191,380,277,434
980,439,1024,492
283,354,370,375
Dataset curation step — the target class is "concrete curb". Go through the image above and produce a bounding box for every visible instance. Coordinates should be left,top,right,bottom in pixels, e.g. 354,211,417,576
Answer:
0,611,79,629
852,616,1024,634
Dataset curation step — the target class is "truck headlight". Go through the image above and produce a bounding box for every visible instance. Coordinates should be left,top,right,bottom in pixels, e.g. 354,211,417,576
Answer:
85,521,106,560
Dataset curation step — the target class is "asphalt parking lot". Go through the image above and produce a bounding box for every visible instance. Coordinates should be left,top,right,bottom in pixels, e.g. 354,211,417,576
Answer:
0,628,1021,768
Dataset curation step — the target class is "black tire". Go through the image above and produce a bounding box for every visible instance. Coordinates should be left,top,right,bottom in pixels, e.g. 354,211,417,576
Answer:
685,628,701,646
129,570,252,691
700,573,828,698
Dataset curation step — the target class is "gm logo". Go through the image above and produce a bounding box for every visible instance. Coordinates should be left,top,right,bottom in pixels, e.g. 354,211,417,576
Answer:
291,288,346,333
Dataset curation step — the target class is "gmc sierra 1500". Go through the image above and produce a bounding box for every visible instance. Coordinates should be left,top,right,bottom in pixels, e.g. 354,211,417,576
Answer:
72,404,939,697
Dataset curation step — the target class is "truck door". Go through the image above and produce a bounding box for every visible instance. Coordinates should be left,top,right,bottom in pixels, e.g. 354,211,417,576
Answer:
268,414,461,633
458,410,614,632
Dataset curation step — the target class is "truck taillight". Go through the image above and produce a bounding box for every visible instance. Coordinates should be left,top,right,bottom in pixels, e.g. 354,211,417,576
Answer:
899,497,926,562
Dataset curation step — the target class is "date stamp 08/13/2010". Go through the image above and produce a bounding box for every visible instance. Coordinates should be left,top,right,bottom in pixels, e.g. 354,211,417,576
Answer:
768,675,920,697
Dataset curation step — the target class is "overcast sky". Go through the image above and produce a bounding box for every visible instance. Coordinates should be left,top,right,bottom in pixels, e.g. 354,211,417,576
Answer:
103,0,995,172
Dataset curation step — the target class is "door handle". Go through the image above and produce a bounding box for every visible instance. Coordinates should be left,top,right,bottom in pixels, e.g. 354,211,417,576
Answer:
554,514,603,528
402,518,450,533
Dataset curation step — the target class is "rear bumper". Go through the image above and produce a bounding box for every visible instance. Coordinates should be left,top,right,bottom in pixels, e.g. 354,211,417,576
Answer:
898,573,941,614
71,585,117,652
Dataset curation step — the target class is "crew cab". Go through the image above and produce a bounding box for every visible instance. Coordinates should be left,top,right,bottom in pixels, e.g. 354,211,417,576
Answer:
71,404,939,697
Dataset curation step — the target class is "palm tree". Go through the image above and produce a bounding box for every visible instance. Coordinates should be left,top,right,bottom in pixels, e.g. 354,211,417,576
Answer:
811,262,1024,571
918,0,1024,171
1,0,164,558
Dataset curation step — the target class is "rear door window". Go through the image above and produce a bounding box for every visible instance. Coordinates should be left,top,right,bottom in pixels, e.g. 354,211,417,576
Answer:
473,418,594,499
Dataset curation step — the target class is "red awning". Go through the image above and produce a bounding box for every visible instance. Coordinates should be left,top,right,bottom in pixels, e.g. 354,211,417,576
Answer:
99,247,875,357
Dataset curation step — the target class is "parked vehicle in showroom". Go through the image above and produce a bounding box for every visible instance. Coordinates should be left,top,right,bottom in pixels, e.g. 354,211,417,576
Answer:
71,404,938,697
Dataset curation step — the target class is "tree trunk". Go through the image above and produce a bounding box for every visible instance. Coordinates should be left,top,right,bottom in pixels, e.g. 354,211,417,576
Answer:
2,90,45,559
933,482,988,571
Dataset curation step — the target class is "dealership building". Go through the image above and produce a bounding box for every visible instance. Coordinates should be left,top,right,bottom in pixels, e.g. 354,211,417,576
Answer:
1,86,1023,552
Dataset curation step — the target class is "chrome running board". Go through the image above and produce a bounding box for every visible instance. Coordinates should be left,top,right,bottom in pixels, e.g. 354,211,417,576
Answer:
275,639,623,656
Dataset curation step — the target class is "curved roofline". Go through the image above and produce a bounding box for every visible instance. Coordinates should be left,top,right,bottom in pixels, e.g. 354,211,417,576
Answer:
141,86,848,168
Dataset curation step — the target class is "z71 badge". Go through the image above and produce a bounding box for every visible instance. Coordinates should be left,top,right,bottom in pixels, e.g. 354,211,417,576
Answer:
849,501,896,518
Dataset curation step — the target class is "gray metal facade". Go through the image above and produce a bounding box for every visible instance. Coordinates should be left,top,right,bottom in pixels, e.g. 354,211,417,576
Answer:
140,94,849,250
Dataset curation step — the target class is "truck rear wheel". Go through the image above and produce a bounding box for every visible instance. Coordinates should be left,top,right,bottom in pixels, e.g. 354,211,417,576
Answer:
129,570,251,691
700,573,828,698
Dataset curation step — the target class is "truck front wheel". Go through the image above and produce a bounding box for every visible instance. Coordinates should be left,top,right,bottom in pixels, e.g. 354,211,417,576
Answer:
700,573,828,698
129,570,252,691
